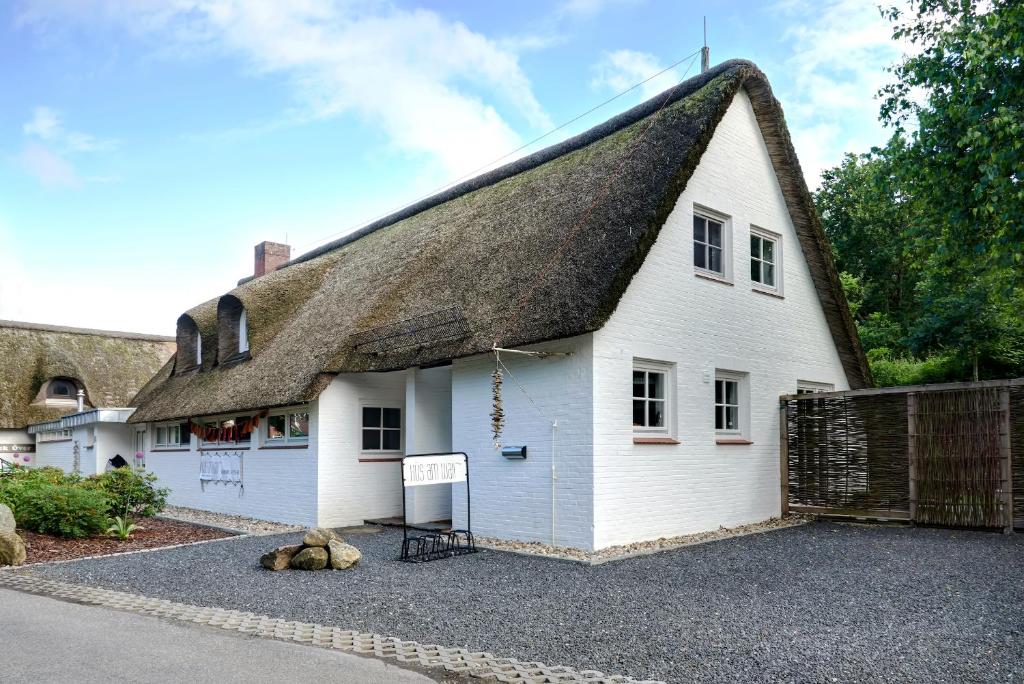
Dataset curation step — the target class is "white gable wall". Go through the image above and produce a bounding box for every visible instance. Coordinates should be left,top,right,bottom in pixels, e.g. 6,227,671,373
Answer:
591,89,850,549
451,336,595,550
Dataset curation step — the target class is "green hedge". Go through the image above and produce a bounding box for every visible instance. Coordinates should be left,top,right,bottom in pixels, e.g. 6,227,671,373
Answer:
16,485,110,539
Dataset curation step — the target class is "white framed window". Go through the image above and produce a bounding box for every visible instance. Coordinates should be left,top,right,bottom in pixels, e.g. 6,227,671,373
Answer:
265,408,310,446
632,359,674,435
797,380,834,394
361,406,402,452
200,415,259,448
714,370,749,437
750,227,781,291
693,207,731,279
238,310,249,354
38,429,73,442
154,421,191,449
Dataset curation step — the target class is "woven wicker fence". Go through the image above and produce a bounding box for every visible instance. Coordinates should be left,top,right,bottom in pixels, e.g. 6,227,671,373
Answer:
781,379,1022,531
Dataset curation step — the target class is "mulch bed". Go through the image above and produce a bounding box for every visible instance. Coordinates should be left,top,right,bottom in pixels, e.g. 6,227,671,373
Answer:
20,517,234,564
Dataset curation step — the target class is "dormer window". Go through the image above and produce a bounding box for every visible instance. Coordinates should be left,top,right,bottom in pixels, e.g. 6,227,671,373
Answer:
175,314,203,374
216,295,250,364
47,378,77,399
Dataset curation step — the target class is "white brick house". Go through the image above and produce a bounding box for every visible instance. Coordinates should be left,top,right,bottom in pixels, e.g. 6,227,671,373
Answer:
128,60,870,548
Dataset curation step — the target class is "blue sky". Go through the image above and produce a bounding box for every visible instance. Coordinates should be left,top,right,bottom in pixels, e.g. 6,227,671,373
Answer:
0,0,909,335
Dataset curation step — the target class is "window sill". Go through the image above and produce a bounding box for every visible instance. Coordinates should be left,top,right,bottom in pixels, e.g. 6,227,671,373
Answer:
359,456,403,463
715,438,754,445
752,287,784,300
633,437,681,445
152,448,190,452
259,444,308,450
199,446,251,451
695,271,733,286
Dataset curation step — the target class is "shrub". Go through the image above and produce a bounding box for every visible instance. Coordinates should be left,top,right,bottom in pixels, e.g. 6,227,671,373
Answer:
868,349,967,387
84,469,168,517
16,485,110,539
0,467,77,519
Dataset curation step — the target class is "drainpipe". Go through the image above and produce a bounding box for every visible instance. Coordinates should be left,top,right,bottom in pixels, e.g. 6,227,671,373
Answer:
76,389,85,412
551,419,558,547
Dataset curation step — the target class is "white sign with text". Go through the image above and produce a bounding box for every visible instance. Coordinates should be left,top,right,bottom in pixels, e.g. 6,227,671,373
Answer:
402,454,467,487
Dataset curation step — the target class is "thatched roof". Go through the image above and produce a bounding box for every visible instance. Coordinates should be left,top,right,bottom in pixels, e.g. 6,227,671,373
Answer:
130,59,870,423
0,320,175,429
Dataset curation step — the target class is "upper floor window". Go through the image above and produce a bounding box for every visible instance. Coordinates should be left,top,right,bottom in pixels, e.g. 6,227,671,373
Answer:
693,208,730,280
216,295,250,363
750,228,781,291
633,359,673,436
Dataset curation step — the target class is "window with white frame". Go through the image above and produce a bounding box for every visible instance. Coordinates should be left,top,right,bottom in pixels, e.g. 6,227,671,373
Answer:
38,429,73,442
714,372,744,434
154,422,191,449
238,310,249,354
750,229,780,289
361,406,402,452
797,380,834,394
693,210,727,277
265,409,309,446
633,360,673,434
200,415,259,447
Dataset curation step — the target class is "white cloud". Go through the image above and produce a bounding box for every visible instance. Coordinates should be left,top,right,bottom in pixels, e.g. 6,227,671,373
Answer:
18,1,553,179
557,0,639,18
23,105,115,152
771,0,916,187
17,143,81,188
591,49,681,101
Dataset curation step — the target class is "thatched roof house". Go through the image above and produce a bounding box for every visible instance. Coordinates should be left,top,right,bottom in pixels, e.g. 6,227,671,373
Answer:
131,59,869,424
0,320,175,430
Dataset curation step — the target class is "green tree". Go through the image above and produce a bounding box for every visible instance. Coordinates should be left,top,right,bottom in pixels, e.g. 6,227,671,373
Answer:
880,0,1024,276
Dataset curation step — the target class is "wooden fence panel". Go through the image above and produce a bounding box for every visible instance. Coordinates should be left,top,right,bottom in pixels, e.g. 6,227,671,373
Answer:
909,387,1006,528
1011,386,1024,528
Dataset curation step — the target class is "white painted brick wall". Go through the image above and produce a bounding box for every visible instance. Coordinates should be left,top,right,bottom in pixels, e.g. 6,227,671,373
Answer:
316,371,408,527
451,336,595,550
34,438,75,473
590,89,850,548
404,366,454,524
145,405,321,527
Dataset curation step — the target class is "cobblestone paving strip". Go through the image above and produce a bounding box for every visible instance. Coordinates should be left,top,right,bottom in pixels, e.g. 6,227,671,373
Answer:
0,571,661,684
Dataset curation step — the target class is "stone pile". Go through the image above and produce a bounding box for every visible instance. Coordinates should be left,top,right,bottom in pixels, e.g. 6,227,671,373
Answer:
0,503,26,567
260,528,361,571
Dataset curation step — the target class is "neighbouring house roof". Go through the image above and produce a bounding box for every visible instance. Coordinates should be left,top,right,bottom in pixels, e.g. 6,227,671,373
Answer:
130,59,870,423
0,320,175,429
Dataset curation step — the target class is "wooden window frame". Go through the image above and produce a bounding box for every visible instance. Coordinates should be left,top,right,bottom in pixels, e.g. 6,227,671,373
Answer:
693,206,732,282
633,359,675,438
750,226,782,294
361,405,403,454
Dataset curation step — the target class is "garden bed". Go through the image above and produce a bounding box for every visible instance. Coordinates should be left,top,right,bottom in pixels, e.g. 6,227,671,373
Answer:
19,517,233,564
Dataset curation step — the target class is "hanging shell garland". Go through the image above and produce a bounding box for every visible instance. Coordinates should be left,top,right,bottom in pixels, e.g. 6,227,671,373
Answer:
490,366,505,448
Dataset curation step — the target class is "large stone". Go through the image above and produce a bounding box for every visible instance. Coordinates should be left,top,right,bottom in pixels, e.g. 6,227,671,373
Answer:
260,544,303,571
0,530,26,567
327,540,361,570
301,528,340,547
0,503,14,534
289,546,328,571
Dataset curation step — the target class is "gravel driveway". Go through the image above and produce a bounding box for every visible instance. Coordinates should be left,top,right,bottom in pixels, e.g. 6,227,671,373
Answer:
30,522,1024,683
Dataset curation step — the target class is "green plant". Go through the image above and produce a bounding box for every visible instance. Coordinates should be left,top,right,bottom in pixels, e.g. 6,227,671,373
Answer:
84,469,168,517
107,515,140,541
16,485,110,539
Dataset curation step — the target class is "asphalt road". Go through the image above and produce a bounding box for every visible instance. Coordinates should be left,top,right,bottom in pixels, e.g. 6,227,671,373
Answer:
0,587,437,683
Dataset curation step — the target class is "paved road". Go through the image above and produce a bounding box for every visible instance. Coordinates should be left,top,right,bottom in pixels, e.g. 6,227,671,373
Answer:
0,588,438,683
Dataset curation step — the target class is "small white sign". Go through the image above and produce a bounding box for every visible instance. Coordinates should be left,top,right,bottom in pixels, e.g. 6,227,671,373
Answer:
402,454,467,487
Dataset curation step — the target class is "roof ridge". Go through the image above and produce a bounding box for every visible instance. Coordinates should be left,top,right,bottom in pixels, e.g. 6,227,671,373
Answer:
0,319,175,342
267,59,757,276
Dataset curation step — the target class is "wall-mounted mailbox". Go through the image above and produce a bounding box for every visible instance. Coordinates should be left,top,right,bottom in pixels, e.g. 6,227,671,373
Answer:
501,445,527,460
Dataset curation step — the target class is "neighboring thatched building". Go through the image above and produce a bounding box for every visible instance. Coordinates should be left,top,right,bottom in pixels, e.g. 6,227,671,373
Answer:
0,320,174,473
127,60,869,550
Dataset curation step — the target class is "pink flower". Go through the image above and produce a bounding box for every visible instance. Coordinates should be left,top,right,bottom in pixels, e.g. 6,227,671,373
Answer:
134,452,144,459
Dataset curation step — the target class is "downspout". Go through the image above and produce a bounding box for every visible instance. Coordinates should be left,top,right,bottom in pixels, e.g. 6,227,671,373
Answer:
76,389,85,413
551,419,558,547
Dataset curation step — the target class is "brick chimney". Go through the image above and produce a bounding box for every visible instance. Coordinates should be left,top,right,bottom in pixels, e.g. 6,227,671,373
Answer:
254,241,291,278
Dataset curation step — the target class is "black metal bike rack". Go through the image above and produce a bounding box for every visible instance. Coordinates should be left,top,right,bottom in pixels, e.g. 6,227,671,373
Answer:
399,452,476,563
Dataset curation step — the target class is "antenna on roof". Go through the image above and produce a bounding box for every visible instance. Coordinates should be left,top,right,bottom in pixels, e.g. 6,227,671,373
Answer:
701,16,710,73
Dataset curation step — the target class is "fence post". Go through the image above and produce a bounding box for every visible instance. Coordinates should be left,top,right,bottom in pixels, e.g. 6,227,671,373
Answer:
907,392,918,525
779,396,789,517
999,388,1014,533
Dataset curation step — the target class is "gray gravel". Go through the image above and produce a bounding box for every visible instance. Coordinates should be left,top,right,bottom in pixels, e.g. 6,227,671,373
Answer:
30,522,1024,683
